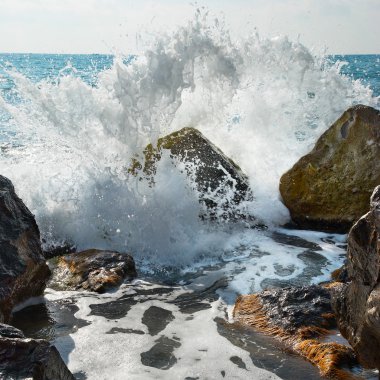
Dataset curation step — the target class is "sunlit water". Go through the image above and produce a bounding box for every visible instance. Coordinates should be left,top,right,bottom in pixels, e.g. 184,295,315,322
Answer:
1,13,379,380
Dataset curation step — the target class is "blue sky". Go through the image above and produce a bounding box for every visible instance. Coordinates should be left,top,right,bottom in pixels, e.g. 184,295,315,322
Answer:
0,0,379,54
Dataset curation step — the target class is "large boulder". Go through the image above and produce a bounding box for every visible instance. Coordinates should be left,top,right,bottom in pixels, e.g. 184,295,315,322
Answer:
130,127,253,221
280,105,380,232
0,175,50,323
332,186,380,369
49,249,137,293
0,323,75,380
234,285,357,379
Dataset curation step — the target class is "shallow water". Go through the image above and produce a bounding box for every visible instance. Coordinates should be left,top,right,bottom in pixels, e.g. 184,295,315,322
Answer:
12,228,369,380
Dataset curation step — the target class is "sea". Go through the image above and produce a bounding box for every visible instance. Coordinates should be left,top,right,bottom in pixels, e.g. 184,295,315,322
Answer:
0,16,379,380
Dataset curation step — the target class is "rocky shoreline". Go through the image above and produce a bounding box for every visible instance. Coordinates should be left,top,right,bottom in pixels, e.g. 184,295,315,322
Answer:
0,104,379,379
234,105,380,379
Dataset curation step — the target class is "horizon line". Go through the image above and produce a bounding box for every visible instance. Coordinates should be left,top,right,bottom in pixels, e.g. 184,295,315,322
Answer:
1,51,379,56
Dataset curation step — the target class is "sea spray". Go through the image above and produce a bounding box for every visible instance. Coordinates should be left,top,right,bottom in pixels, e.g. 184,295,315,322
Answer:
0,12,377,265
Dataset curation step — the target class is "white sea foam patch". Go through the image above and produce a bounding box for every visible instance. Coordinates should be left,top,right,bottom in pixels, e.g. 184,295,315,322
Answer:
0,11,376,263
46,283,282,380
43,228,345,380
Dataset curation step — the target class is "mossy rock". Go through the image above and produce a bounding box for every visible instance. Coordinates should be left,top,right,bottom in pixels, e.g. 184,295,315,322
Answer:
280,105,380,232
130,127,253,221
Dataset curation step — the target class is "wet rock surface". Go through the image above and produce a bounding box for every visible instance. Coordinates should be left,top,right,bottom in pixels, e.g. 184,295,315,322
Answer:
332,186,380,370
280,105,380,232
0,323,75,380
130,127,253,221
49,249,137,293
256,285,334,333
0,175,50,323
233,285,358,379
0,323,25,338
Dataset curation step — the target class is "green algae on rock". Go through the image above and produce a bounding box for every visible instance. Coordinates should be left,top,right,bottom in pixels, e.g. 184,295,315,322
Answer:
129,127,253,221
280,105,380,232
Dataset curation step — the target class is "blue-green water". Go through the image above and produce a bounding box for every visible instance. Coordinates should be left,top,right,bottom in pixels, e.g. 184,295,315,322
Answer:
329,54,380,97
1,53,379,95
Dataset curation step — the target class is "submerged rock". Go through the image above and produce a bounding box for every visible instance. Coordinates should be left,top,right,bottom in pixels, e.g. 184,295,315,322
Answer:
49,249,137,293
0,323,75,380
234,285,357,379
280,105,380,232
130,127,253,221
0,175,50,323
332,186,380,370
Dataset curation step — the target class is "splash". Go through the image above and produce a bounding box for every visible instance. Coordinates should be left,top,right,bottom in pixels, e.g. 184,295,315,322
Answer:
0,12,377,265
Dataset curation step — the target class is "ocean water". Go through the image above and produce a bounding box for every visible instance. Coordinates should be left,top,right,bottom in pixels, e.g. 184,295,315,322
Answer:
1,14,379,380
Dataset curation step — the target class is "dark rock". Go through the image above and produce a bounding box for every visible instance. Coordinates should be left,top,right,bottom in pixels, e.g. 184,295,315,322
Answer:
234,285,357,379
256,285,335,333
142,306,174,336
280,105,380,232
332,186,380,369
0,324,75,380
49,249,137,293
140,336,181,370
0,323,25,338
0,175,50,323
129,127,253,221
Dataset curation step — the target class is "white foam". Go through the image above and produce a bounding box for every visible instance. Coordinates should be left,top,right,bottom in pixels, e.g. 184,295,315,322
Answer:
43,228,346,379
48,281,281,380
